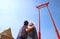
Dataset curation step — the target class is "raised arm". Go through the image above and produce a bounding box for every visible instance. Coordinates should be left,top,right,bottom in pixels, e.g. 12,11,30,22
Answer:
26,26,34,32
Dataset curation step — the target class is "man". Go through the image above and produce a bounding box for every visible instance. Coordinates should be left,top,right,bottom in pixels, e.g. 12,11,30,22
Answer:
17,20,28,39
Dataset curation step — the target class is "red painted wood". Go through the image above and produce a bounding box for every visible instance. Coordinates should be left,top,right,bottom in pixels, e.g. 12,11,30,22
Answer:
36,2,60,39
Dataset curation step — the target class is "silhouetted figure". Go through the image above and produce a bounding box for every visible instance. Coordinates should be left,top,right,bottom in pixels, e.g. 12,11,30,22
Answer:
26,22,38,39
17,20,28,39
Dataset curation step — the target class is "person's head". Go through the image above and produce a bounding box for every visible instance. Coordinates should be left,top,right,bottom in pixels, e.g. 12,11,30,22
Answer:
29,22,34,26
24,20,28,26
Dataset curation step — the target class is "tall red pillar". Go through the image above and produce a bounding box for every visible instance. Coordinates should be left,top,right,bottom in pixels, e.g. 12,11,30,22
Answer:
36,7,41,39
38,8,41,39
46,6,60,39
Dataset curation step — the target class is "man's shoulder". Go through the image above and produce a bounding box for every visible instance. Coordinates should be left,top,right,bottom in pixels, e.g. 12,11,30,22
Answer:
22,25,27,29
22,25,27,27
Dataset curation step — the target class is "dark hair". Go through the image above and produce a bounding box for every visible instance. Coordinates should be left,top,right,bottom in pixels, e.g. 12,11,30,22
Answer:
24,20,28,26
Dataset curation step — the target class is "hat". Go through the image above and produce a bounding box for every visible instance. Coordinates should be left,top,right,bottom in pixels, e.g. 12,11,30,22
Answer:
29,22,34,26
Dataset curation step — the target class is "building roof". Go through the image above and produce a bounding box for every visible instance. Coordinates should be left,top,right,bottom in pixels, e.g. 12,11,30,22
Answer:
0,28,14,39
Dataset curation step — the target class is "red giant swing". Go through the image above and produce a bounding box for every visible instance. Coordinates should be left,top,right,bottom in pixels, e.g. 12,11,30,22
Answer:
36,2,60,39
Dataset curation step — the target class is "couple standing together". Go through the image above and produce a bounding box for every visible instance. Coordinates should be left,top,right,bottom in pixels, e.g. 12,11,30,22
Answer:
17,20,38,39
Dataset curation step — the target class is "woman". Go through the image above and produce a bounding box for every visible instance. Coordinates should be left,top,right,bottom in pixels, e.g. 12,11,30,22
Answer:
26,22,38,39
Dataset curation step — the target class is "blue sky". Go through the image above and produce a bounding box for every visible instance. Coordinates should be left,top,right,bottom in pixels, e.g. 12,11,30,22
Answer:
0,0,60,39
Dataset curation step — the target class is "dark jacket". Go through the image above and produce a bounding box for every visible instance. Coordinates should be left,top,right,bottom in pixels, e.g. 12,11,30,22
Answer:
17,25,28,39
